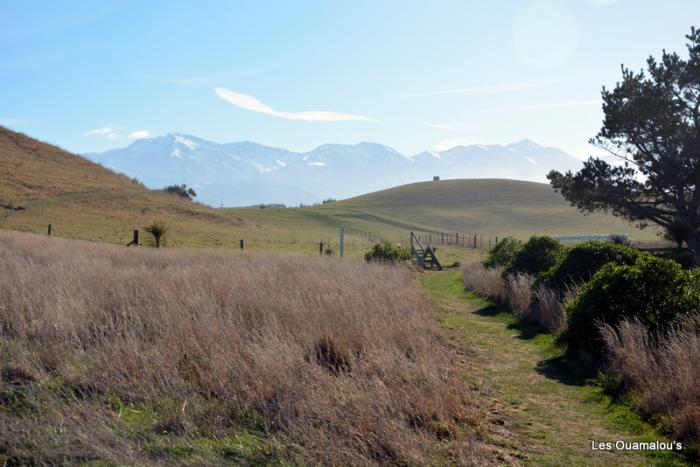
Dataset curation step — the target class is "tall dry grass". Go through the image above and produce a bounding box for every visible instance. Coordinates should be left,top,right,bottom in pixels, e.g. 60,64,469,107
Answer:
530,284,579,333
461,262,569,333
461,262,507,301
601,316,700,452
504,274,534,317
0,231,488,465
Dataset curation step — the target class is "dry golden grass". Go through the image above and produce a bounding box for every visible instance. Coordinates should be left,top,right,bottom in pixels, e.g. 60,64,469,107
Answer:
503,274,534,317
530,284,578,333
0,231,489,465
601,316,700,454
461,263,570,333
460,263,508,302
0,126,261,250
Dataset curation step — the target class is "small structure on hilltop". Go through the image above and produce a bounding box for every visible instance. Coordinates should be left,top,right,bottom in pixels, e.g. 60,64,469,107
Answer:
433,176,440,181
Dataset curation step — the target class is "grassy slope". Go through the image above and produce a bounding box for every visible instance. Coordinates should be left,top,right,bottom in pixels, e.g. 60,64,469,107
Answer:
422,269,687,466
226,178,660,246
0,127,260,248
0,127,379,255
1,127,658,257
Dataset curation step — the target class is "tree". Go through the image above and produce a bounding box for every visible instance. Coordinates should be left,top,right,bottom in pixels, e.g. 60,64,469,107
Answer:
548,27,700,263
164,184,196,200
145,221,169,248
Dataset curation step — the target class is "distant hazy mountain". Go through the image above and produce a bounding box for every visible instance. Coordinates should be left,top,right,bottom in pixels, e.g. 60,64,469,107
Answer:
85,134,585,207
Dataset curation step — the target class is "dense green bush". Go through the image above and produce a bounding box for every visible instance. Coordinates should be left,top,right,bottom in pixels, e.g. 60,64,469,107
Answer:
364,242,411,263
536,241,643,292
565,255,700,359
652,248,696,270
505,236,566,277
483,236,522,269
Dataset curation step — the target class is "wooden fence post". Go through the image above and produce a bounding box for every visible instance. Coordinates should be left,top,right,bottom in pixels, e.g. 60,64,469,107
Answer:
47,224,52,236
319,241,324,255
133,229,139,246
473,234,477,249
240,239,244,250
339,224,345,258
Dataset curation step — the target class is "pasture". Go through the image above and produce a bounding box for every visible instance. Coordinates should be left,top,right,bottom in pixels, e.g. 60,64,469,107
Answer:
0,231,496,465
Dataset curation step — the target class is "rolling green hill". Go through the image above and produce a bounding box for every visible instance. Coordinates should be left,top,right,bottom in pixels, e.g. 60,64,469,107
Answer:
226,178,659,243
0,127,660,258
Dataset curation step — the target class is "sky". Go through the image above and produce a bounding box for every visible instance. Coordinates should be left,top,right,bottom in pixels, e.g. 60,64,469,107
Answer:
2,0,699,159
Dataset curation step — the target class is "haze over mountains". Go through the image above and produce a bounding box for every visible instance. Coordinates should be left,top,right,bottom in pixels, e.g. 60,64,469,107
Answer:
86,134,586,207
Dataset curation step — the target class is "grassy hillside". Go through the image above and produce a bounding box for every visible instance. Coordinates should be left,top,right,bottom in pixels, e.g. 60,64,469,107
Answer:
0,128,378,255
227,178,660,244
0,128,259,248
0,127,659,259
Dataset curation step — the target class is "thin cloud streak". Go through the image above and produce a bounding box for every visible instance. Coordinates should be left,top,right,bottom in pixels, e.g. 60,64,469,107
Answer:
128,130,150,140
408,80,563,97
215,87,375,123
85,127,121,139
488,98,601,112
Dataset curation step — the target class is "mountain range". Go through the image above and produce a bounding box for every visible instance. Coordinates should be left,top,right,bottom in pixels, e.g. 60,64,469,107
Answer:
85,134,586,207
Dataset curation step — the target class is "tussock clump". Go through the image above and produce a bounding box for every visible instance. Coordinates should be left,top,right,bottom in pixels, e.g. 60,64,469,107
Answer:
530,283,578,333
0,231,488,465
312,335,353,375
504,273,534,317
601,315,700,454
462,262,572,332
461,262,507,301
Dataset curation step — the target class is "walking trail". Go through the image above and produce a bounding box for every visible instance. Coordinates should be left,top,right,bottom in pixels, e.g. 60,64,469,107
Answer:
421,270,686,466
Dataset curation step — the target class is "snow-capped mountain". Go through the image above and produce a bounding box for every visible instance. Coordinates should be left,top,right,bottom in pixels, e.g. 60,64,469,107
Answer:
85,134,585,206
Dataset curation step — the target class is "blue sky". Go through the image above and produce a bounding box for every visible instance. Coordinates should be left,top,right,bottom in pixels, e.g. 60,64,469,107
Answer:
2,0,699,158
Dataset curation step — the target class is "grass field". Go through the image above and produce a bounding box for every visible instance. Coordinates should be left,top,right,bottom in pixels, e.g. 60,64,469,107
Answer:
421,270,687,466
0,231,498,465
225,178,660,246
1,127,660,261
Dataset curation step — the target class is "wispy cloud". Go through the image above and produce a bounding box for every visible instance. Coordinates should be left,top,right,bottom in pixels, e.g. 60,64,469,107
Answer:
488,99,601,112
85,127,121,139
214,87,375,123
128,130,150,140
408,80,563,97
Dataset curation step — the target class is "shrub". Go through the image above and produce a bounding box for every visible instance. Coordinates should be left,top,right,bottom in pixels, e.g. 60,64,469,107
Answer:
364,241,411,263
144,221,169,248
609,234,631,246
505,236,565,277
163,184,196,200
652,248,696,269
536,241,643,292
483,236,522,269
566,255,700,359
601,316,700,455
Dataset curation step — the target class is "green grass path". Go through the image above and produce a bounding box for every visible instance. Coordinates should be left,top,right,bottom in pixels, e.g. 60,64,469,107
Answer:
420,270,686,466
